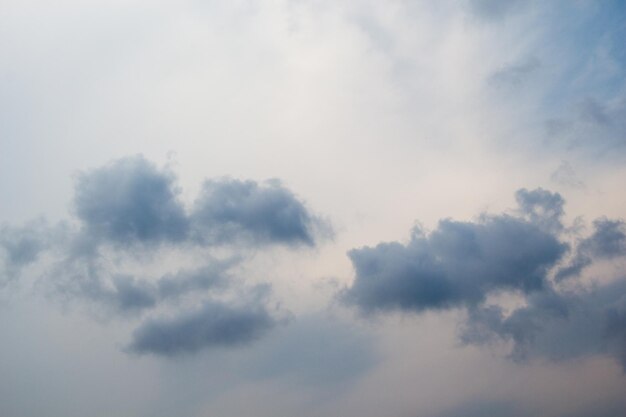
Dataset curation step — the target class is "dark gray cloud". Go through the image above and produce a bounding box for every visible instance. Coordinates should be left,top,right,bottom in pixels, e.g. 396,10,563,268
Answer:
74,156,189,246
1,154,328,332
127,301,276,357
343,205,566,313
10,155,334,356
515,187,565,233
72,156,327,250
461,279,626,369
344,188,626,370
556,218,626,280
49,256,157,316
190,178,325,247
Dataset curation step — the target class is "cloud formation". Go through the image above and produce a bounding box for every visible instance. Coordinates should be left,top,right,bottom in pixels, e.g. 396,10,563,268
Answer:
190,178,323,247
556,218,626,280
343,205,566,313
0,155,331,357
461,279,626,369
73,156,327,250
127,300,276,357
343,188,626,369
74,157,189,246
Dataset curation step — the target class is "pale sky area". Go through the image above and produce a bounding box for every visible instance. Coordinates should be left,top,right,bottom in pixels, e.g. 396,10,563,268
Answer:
2,1,626,416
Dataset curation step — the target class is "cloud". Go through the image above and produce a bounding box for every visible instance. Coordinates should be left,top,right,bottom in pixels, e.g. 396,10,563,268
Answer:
550,161,585,189
461,279,626,369
547,94,626,156
343,187,626,369
343,192,567,313
1,155,328,314
0,155,333,357
488,57,541,88
515,187,565,233
556,217,626,280
74,155,189,246
156,261,234,301
190,178,327,247
73,156,328,250
0,220,50,282
127,300,276,357
47,249,241,318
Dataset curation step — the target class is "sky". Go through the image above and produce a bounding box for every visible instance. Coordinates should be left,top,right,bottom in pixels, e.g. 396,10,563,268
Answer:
1,0,626,416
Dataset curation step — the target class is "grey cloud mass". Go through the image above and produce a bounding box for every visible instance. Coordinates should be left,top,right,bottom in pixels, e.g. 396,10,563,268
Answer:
344,188,626,369
190,178,325,247
556,218,626,281
343,197,566,313
73,156,326,250
0,155,330,357
127,301,276,357
461,279,626,369
15,155,326,315
515,187,565,233
74,156,189,245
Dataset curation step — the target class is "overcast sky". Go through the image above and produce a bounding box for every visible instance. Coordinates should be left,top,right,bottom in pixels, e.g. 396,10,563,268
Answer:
2,1,626,416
